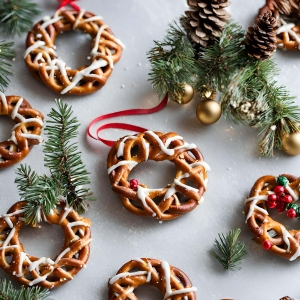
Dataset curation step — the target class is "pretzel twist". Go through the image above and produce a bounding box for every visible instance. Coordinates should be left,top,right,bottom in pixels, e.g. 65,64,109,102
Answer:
245,174,300,260
0,201,92,288
107,131,210,221
0,94,43,169
24,9,124,95
108,258,197,300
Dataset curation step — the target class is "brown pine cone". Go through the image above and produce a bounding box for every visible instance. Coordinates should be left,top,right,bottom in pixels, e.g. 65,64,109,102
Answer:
244,13,277,60
182,0,231,47
279,297,294,300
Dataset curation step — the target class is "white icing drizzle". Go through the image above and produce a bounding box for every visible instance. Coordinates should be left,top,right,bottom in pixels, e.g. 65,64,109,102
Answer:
137,186,163,211
73,9,85,30
29,267,54,286
108,160,138,174
161,261,197,299
281,226,293,252
90,24,110,57
11,98,23,119
109,271,148,284
1,209,25,228
142,138,150,161
24,41,46,59
145,131,176,156
60,206,73,224
290,247,300,261
285,184,299,201
245,195,269,222
41,9,64,29
277,19,300,50
0,91,8,113
132,258,152,282
82,16,103,23
67,221,90,228
117,136,138,157
0,227,20,250
189,161,211,172
54,247,71,264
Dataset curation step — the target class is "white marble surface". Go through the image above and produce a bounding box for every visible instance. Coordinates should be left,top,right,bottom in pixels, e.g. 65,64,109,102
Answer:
1,0,300,299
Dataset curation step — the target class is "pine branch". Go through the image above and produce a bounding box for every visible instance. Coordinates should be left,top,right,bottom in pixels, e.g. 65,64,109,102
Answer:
0,0,41,36
147,21,197,103
44,99,94,214
0,279,49,300
211,228,247,270
0,41,15,92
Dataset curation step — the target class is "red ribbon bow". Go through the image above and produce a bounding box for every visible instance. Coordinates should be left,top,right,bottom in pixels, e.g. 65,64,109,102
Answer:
57,0,81,11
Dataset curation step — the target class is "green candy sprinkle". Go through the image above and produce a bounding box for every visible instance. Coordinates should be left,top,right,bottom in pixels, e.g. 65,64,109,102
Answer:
277,176,289,187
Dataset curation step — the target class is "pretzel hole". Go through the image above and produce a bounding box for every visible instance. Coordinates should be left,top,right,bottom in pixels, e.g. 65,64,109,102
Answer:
24,272,34,280
54,30,92,69
5,253,12,264
130,145,139,157
134,284,162,299
19,222,64,259
0,115,15,141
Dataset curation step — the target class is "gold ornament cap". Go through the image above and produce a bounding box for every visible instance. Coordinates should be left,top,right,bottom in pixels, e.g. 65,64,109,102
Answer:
196,99,222,125
282,132,300,156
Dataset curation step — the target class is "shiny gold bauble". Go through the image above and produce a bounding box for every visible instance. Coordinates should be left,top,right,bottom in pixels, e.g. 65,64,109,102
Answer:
282,132,300,155
196,99,222,125
180,83,194,104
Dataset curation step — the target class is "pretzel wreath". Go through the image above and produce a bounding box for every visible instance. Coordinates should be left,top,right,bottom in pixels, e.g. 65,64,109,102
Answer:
108,258,197,300
245,174,300,260
24,8,124,95
259,0,300,50
107,131,210,221
0,93,43,169
0,201,92,288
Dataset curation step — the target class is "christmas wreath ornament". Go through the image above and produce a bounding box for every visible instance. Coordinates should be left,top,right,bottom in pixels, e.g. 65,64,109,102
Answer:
107,131,210,221
108,258,197,299
282,131,300,155
0,93,44,169
0,200,91,288
244,174,300,260
24,6,124,95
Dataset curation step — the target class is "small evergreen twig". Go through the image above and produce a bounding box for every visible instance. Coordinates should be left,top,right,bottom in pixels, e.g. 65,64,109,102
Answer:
0,40,15,92
0,0,41,36
211,228,247,270
0,279,49,300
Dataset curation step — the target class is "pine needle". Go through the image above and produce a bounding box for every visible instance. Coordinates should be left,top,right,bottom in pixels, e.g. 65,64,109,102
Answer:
0,279,49,299
211,228,247,270
0,0,41,36
0,40,15,92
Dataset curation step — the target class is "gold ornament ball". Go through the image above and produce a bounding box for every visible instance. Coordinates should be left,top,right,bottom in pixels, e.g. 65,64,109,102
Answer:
180,84,194,104
196,99,222,125
282,132,300,156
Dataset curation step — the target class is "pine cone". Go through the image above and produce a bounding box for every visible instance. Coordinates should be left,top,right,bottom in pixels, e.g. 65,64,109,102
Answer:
244,13,277,60
279,297,294,300
182,0,231,47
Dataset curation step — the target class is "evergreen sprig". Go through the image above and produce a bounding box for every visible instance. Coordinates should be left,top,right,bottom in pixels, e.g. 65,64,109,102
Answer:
14,100,94,224
0,40,15,92
0,279,49,300
147,22,197,103
211,228,247,270
0,0,41,36
44,99,94,214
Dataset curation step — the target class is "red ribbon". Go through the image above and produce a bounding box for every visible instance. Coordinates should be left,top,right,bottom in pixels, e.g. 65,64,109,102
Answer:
87,93,168,147
57,0,81,11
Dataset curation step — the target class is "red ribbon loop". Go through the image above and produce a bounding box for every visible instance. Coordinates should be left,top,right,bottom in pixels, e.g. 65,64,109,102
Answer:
87,93,168,147
57,0,81,11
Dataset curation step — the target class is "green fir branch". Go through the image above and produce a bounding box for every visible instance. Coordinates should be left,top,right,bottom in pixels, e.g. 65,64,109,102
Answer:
0,41,15,92
44,99,94,214
147,21,197,103
0,0,41,36
211,228,247,270
0,279,49,300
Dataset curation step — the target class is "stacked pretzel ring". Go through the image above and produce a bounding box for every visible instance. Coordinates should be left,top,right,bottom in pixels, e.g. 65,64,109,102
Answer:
24,8,124,95
0,201,92,288
107,131,210,221
245,174,300,260
0,93,43,169
108,258,197,299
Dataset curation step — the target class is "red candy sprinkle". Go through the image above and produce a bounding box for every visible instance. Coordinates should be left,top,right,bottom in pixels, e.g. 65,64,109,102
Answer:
267,200,277,208
282,195,293,203
130,179,139,190
274,186,285,195
267,194,277,202
262,240,272,250
277,202,286,213
287,208,297,219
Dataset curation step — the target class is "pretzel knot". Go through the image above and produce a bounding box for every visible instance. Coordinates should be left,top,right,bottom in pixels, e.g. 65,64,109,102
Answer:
245,174,300,260
24,8,124,95
107,131,210,221
0,94,44,169
0,201,92,288
108,258,197,300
